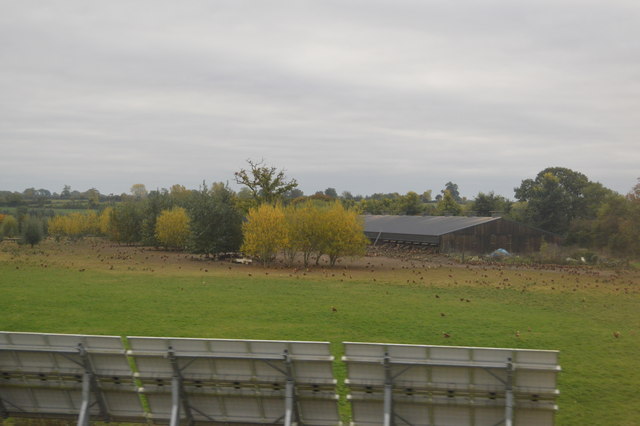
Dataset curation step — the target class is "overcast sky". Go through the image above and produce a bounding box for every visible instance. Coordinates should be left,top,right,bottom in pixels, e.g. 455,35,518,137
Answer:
1,1,639,199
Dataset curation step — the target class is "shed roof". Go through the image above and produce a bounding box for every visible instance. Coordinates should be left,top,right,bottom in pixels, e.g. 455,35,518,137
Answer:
363,215,500,237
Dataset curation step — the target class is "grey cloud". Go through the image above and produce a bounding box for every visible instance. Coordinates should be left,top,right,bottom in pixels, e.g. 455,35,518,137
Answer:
1,0,638,199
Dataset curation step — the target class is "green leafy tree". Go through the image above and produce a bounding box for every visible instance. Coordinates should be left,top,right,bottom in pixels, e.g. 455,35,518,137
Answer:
22,216,44,248
471,192,512,216
397,191,424,215
520,172,570,234
442,182,461,202
234,159,298,205
187,182,243,255
108,201,144,244
591,195,639,256
61,185,71,199
436,190,462,216
284,188,305,202
514,167,607,234
6,192,23,206
324,187,338,198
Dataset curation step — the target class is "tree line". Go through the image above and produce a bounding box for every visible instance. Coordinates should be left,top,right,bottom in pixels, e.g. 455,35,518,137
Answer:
1,163,638,258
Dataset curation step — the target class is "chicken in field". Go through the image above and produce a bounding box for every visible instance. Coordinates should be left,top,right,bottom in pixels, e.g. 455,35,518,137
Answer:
613,331,620,338
332,306,338,313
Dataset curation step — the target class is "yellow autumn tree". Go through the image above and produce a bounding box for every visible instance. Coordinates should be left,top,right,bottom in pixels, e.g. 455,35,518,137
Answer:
47,215,67,241
321,202,369,266
283,202,326,267
48,212,99,240
98,207,113,236
1,215,19,238
155,207,191,249
241,203,288,265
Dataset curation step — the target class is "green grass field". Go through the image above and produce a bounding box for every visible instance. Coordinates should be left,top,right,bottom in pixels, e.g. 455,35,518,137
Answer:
1,240,639,425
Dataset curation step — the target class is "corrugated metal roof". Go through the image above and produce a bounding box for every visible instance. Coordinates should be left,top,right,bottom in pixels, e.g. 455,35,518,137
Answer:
363,215,500,237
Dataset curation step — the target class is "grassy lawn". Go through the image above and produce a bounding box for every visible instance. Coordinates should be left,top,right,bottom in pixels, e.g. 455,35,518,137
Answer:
1,240,639,425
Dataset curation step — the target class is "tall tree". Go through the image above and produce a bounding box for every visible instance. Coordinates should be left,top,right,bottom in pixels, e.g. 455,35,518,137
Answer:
520,172,570,234
234,159,298,205
436,190,462,216
22,216,44,248
187,182,243,255
442,182,461,202
514,167,608,234
108,201,144,244
324,187,338,198
61,185,71,199
130,184,148,199
84,188,101,208
140,190,174,246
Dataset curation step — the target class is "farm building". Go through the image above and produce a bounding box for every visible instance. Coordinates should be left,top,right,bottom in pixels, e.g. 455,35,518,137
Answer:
363,215,561,254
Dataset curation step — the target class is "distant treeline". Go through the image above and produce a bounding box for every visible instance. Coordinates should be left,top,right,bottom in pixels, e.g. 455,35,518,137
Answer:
1,166,639,257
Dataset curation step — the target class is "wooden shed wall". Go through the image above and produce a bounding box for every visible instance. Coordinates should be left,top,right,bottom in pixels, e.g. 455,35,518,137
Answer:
439,218,561,254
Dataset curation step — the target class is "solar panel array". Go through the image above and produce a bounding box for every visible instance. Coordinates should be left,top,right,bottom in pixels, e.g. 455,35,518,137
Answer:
1,332,339,425
342,342,560,426
126,336,339,425
0,332,142,424
1,332,560,425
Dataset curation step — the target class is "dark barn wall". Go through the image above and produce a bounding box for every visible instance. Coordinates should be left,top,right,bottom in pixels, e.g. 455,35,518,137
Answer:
439,218,561,254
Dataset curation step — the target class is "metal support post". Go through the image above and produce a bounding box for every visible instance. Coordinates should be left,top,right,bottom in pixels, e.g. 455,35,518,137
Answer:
170,376,181,426
167,347,194,426
383,352,393,426
77,372,91,426
283,350,295,426
504,358,514,426
284,379,294,426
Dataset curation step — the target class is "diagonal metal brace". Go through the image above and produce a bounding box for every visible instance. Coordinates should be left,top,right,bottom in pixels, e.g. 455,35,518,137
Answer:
0,395,8,419
481,366,508,386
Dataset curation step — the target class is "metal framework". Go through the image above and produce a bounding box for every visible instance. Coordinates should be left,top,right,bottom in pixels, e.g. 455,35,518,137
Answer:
125,336,339,425
2,332,561,426
0,332,142,424
343,342,560,426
